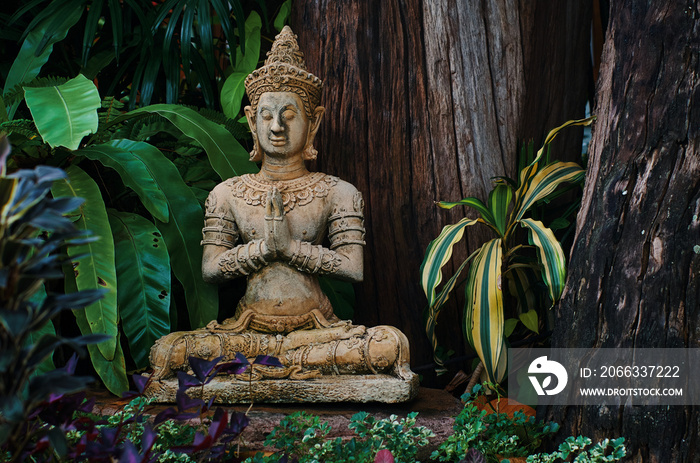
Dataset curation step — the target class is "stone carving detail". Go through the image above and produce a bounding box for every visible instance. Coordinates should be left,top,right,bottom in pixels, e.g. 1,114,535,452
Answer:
146,26,418,403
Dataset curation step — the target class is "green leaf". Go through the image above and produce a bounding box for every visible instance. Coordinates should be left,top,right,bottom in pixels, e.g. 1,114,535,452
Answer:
76,140,170,222
505,266,538,314
25,285,56,375
487,183,512,236
221,72,251,120
465,238,504,383
24,75,101,150
274,0,291,31
3,4,84,119
120,104,256,180
97,140,216,328
424,254,474,368
233,12,262,74
108,210,171,369
437,197,496,227
519,309,539,334
51,165,118,360
513,162,585,222
318,276,355,321
420,217,479,309
504,318,518,337
520,218,567,306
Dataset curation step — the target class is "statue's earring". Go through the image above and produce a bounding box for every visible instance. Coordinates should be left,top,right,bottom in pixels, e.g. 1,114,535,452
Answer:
249,136,263,162
302,144,318,161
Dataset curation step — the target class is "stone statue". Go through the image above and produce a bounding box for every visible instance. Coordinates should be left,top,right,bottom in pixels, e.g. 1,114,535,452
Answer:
146,26,418,403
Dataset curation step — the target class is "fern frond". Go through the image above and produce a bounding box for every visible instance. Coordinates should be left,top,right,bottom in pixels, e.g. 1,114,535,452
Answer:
0,119,40,139
193,106,250,140
99,97,126,125
21,76,69,89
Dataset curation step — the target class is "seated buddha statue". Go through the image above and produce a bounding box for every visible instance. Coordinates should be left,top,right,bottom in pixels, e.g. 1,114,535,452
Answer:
148,27,416,401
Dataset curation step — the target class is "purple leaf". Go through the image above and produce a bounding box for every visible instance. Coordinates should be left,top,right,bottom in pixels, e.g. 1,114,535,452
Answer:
188,356,223,383
227,411,250,435
176,389,204,412
63,353,79,374
253,355,283,367
216,352,250,375
374,449,395,463
100,426,120,447
459,448,486,463
133,374,151,394
207,409,228,441
118,440,141,463
177,370,202,389
141,425,157,454
154,407,178,425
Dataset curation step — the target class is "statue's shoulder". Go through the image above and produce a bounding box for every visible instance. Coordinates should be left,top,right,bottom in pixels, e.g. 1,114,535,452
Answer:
327,176,364,213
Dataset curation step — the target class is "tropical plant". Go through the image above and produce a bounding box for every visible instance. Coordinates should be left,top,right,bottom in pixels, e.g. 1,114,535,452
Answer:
2,0,281,112
420,117,594,383
0,142,108,461
526,436,627,463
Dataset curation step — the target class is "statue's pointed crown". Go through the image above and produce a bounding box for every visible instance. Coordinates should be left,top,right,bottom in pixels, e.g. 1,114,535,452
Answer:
245,26,322,117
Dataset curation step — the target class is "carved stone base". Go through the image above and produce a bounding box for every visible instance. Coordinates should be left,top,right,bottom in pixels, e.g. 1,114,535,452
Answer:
145,374,420,404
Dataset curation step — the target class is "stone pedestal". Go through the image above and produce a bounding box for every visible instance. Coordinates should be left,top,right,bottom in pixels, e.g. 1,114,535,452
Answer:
145,373,419,404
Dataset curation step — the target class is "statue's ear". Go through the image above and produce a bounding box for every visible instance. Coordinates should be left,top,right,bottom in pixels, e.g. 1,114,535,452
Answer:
244,105,256,131
308,106,325,140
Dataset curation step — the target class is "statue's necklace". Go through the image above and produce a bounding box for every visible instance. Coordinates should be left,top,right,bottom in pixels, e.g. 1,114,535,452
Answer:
228,172,339,213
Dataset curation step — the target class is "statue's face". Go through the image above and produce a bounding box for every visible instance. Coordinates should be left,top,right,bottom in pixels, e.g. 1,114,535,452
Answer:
255,92,309,158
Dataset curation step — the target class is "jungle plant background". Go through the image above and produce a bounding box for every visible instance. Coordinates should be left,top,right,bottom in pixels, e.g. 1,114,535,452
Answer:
0,0,292,395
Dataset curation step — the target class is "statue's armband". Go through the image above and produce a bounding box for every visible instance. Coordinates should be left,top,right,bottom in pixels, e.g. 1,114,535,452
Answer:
201,190,239,248
328,190,366,250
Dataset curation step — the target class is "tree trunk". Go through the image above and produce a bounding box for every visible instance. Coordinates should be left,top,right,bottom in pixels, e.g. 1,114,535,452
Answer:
291,1,591,375
551,1,700,461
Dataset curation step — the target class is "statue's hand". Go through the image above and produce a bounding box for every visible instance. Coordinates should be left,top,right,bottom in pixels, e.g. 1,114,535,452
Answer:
264,187,292,260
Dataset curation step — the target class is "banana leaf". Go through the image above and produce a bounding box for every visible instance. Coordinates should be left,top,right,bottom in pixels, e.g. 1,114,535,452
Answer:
97,140,217,328
420,217,479,309
51,165,118,361
465,238,503,383
120,104,256,180
520,218,567,306
76,140,170,222
108,209,171,369
24,75,101,150
4,4,84,119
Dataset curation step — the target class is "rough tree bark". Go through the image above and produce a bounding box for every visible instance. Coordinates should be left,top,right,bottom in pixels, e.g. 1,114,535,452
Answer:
291,1,591,372
551,2,700,461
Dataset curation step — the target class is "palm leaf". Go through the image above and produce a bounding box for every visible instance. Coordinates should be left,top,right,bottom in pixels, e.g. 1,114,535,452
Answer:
465,238,503,383
520,218,566,305
24,75,101,150
4,4,84,119
75,140,170,222
51,165,118,361
121,104,257,179
81,0,103,66
108,209,171,369
420,217,479,309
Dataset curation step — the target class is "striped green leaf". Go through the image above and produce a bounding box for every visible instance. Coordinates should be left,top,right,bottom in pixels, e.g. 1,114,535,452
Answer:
24,74,101,150
76,140,170,222
487,184,512,236
520,218,566,305
108,209,171,369
514,162,584,222
465,238,504,383
121,104,256,180
437,197,497,228
51,165,118,361
425,253,475,368
420,217,479,309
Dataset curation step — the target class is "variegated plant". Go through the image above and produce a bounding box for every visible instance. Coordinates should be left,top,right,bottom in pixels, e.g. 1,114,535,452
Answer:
420,117,594,383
